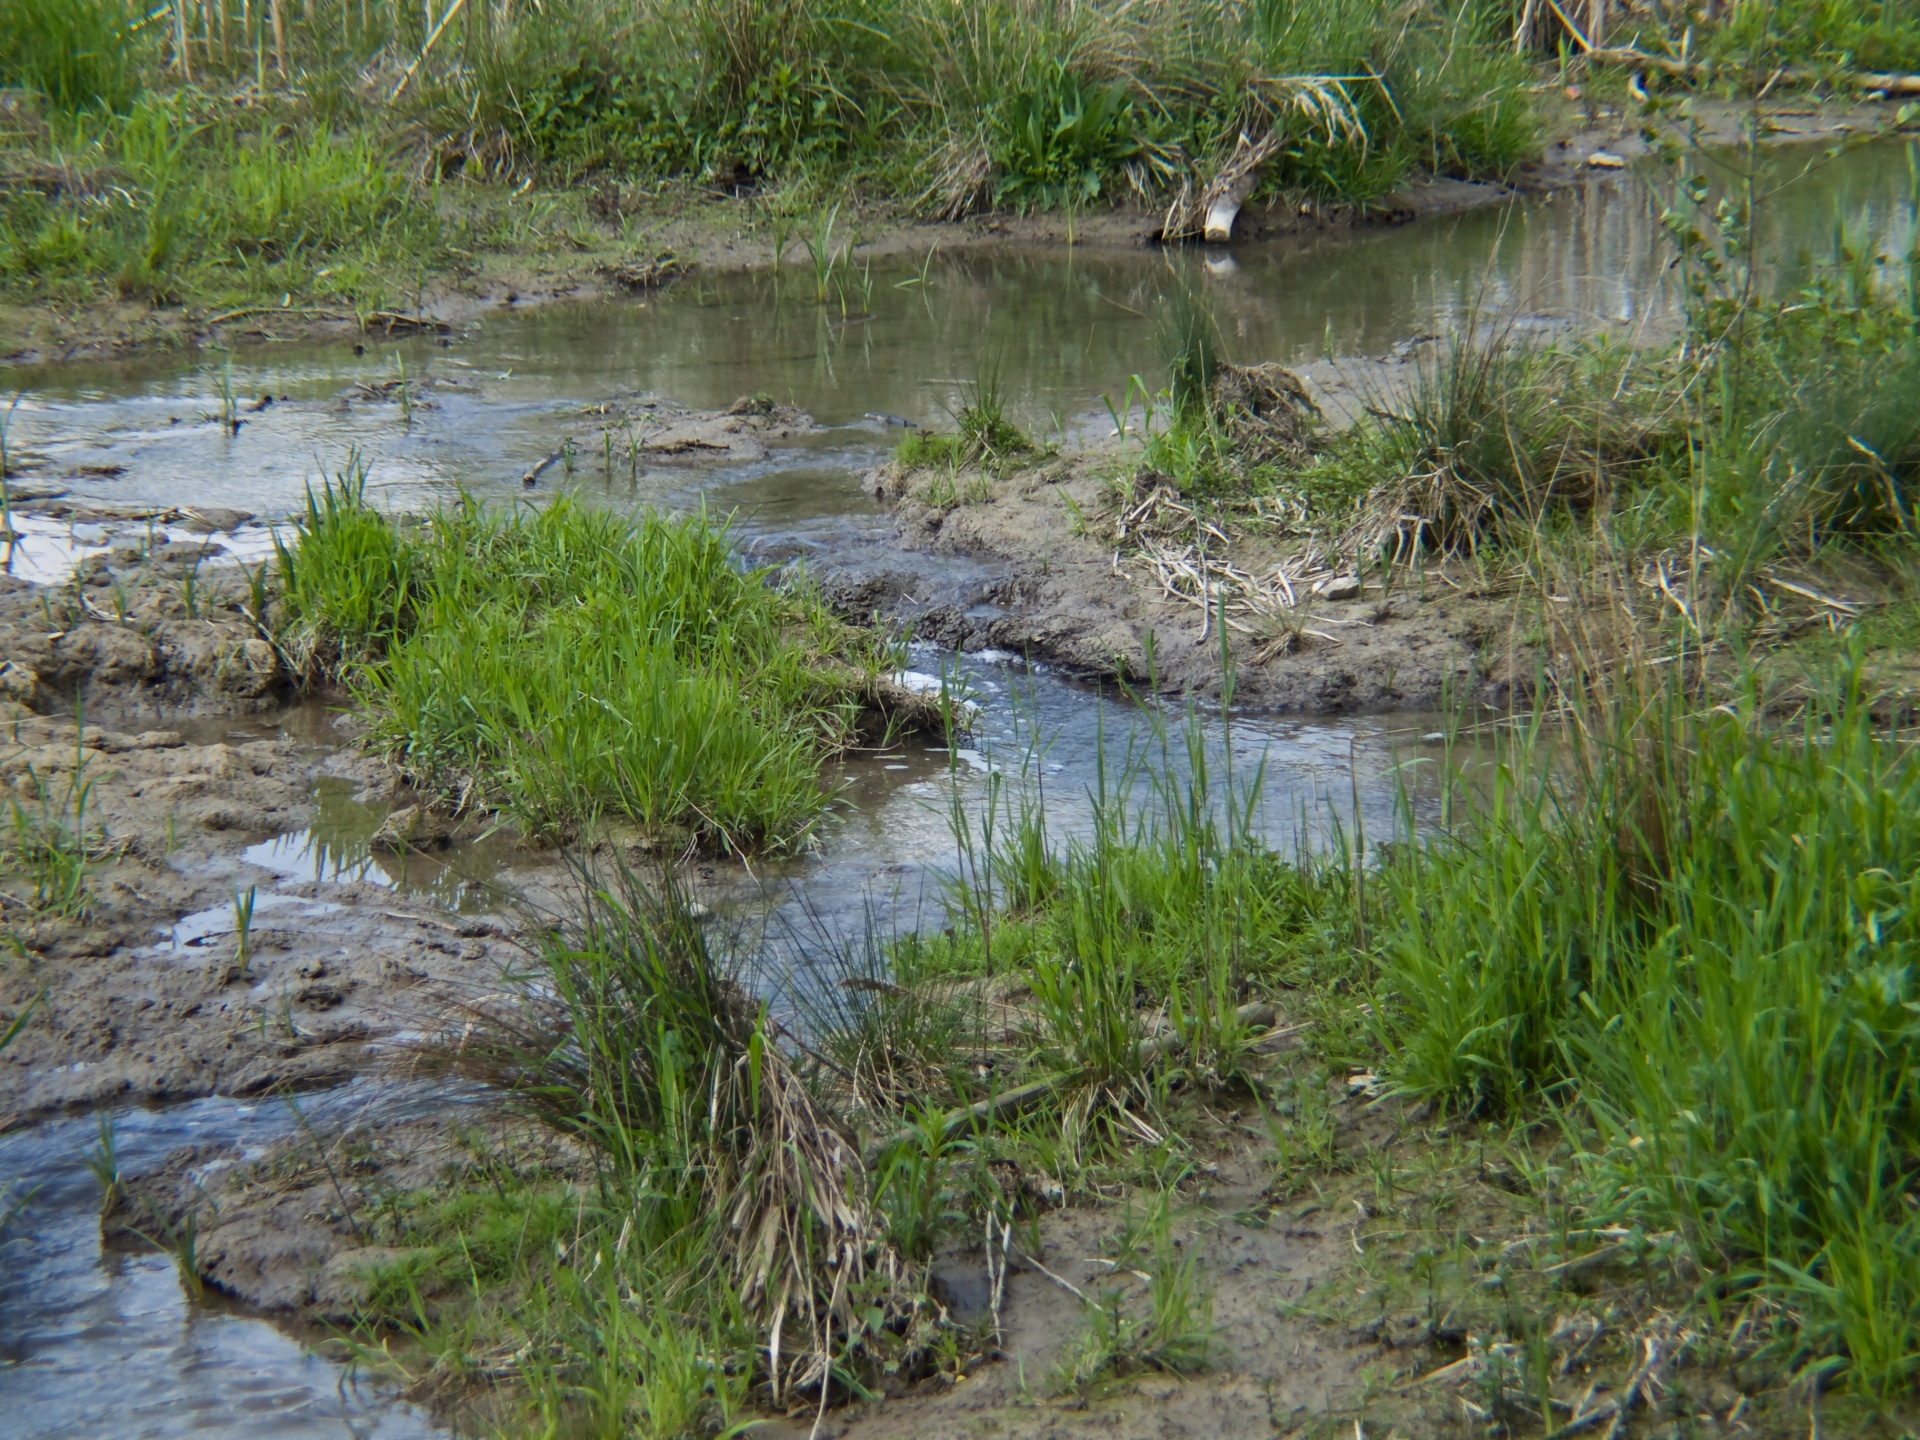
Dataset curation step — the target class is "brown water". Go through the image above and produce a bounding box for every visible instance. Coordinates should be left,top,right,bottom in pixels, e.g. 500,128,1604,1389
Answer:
5,141,1914,532
2,140,1916,1439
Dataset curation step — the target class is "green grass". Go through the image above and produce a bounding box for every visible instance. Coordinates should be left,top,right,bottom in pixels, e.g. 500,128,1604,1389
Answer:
0,0,148,116
1370,656,1920,1394
894,686,1360,1149
0,0,1547,316
1703,0,1920,74
2,723,109,919
0,91,441,310
289,630,1920,1424
3,0,1910,320
344,862,924,1426
896,367,1035,474
277,470,900,851
1054,1190,1219,1391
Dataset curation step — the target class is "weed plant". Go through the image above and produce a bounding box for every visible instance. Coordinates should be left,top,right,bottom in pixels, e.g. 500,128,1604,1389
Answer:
374,861,921,1421
4,728,109,918
897,367,1034,472
277,468,900,850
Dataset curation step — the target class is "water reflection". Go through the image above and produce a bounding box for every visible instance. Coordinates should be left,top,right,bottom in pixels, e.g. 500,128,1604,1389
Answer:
0,1084,448,1440
241,777,520,914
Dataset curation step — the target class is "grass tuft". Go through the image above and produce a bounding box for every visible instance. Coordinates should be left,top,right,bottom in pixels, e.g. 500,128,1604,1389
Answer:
277,472,902,851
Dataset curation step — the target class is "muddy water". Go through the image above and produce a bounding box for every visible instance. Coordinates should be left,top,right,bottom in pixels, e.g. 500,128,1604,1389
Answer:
0,1083,451,1438
6,140,1915,533
3,141,1916,1437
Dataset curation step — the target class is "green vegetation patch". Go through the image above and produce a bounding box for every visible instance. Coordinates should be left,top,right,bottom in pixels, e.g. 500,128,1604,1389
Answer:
1373,666,1920,1392
0,92,440,311
0,0,1547,316
277,476,899,851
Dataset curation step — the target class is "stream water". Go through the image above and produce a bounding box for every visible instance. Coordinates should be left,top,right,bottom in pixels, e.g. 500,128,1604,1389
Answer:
4,140,1918,1436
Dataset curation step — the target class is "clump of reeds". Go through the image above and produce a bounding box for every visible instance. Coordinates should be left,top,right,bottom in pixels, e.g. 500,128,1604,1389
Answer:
276,466,905,852
440,860,929,1408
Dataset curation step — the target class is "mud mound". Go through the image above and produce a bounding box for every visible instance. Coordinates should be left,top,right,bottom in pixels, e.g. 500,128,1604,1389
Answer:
1211,361,1320,465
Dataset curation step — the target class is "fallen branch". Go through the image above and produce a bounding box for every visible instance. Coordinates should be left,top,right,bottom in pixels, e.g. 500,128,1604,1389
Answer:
206,306,357,326
203,306,447,335
521,451,565,488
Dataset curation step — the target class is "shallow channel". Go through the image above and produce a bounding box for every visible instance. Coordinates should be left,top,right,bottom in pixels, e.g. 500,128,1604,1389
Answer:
4,139,1917,1437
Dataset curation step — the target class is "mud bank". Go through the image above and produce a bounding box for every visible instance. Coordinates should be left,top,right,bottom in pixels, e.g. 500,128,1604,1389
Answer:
107,1109,580,1320
110,1065,1382,1438
0,695,523,1127
843,449,1529,714
0,513,544,1129
0,499,288,721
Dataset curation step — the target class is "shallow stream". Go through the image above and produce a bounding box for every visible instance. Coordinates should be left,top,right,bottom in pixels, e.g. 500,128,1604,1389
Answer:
4,140,1918,1436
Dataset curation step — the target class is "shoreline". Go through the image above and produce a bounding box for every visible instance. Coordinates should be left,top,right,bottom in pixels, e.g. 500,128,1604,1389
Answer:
1,96,1900,369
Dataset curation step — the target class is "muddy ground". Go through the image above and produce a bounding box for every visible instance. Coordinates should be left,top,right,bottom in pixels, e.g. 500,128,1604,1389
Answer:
112,1103,1370,1438
0,695,527,1127
839,434,1532,715
0,529,540,1130
2,95,1900,366
106,1015,1764,1440
0,389,884,1130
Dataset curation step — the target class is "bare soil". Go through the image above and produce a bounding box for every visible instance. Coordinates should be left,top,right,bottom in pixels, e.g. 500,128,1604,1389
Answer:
0,693,526,1128
844,447,1535,714
0,530,536,1129
109,1077,1381,1437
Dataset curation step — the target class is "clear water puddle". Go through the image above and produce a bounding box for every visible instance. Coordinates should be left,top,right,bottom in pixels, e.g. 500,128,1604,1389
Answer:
3,140,1916,1435
166,891,345,952
237,775,522,914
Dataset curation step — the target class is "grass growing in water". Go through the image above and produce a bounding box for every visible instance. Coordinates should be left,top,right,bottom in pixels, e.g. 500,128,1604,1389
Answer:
291,636,1920,1427
896,367,1035,473
277,471,903,851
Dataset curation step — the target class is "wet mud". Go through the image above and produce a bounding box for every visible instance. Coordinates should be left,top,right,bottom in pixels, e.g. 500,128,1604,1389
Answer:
0,694,523,1127
847,450,1528,714
107,1070,1386,1440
